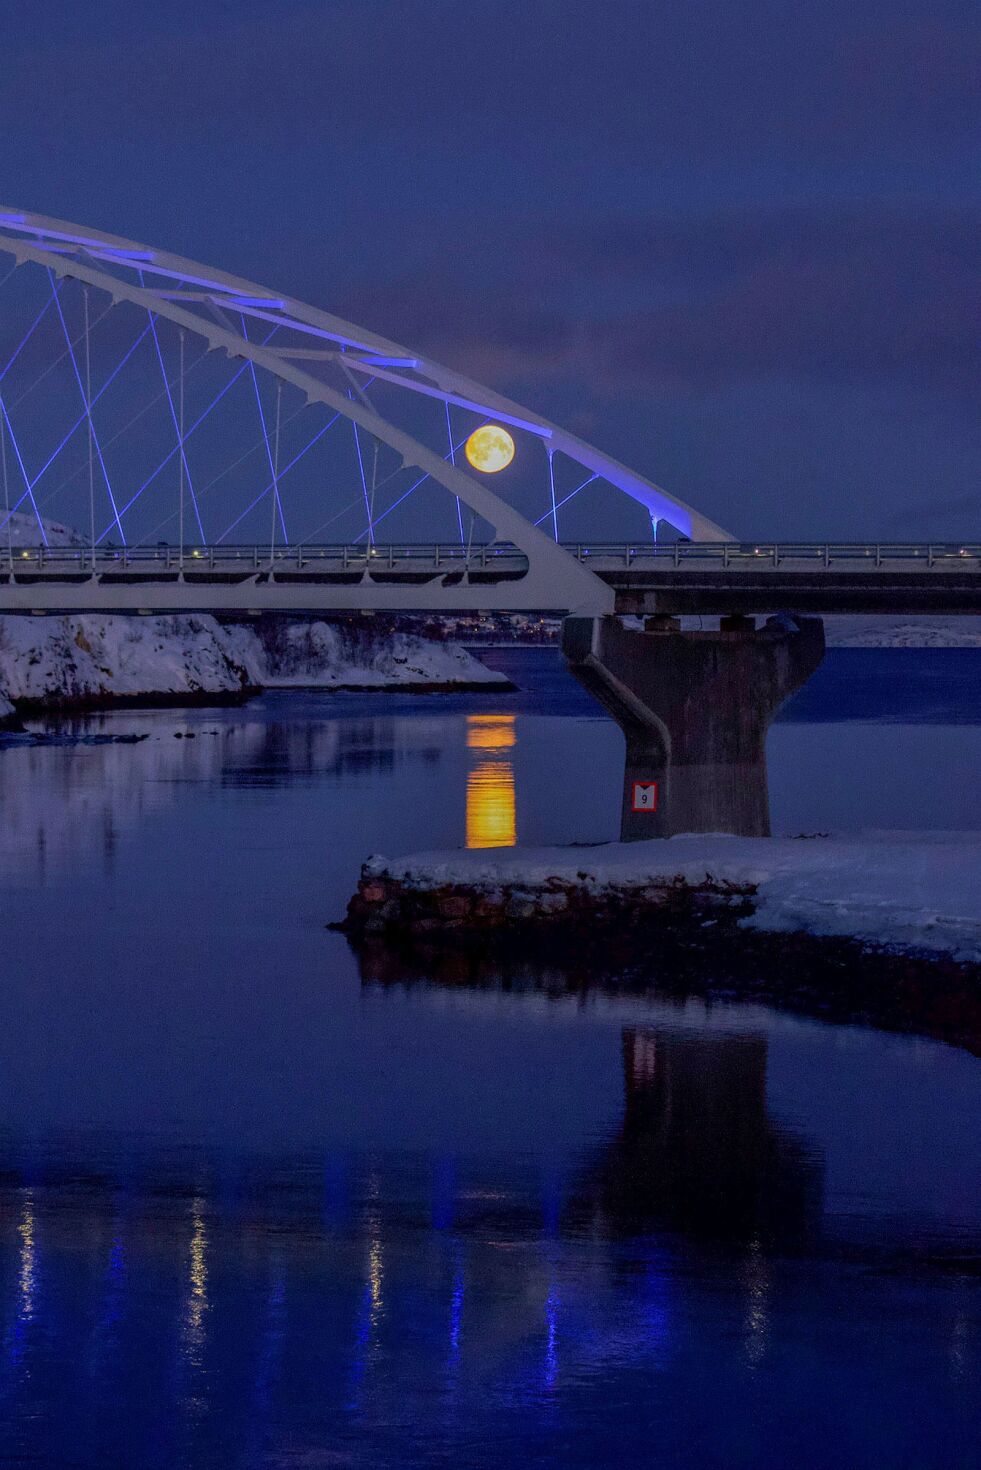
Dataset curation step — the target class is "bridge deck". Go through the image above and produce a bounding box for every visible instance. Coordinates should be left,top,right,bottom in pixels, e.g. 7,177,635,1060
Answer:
1,543,979,616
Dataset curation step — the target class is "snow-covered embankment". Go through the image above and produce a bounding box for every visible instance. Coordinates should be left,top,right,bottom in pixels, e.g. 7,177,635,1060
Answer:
0,615,262,712
343,832,981,965
249,619,509,691
0,614,508,719
824,616,981,647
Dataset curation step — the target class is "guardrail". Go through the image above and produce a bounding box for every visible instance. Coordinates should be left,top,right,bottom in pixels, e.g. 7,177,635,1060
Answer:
1,542,979,574
569,542,981,569
1,543,528,572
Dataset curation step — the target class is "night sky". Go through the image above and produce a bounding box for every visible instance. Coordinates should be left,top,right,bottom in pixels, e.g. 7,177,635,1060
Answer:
0,0,977,540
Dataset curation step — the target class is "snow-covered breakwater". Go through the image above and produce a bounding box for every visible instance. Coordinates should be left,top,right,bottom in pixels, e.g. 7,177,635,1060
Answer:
0,614,508,716
343,832,981,965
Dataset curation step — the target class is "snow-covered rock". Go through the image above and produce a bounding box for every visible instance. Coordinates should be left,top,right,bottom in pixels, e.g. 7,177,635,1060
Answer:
0,689,15,725
0,613,509,712
352,832,981,963
241,619,510,689
0,614,262,707
672,614,981,648
2,510,84,547
823,616,981,648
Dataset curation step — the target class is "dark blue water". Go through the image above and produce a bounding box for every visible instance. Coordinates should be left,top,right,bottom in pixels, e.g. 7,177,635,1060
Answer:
0,649,978,1468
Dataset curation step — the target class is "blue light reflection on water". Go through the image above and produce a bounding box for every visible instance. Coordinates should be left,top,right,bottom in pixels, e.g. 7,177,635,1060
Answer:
0,648,977,1467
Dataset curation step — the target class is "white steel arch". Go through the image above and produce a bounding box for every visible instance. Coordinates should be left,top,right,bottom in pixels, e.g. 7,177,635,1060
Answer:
0,208,734,614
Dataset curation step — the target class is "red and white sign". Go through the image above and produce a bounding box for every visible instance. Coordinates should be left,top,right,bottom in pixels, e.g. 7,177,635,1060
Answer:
631,781,659,812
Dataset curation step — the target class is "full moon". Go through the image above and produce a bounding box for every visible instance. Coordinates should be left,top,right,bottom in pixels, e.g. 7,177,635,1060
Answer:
464,424,515,474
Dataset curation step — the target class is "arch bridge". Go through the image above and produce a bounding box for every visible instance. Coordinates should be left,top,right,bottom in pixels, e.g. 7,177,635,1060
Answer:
0,207,737,618
0,210,977,842
0,210,977,618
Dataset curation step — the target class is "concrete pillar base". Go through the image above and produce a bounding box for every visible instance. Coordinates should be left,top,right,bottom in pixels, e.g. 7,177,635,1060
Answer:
563,614,826,840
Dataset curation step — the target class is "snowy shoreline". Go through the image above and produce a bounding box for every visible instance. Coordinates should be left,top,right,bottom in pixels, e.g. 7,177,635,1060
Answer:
822,616,981,648
0,613,510,724
343,832,981,966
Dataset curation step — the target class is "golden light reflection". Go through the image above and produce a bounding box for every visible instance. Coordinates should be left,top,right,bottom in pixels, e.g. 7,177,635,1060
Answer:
466,714,516,752
349,1226,385,1408
464,424,515,474
18,1193,36,1322
466,714,517,849
363,1173,385,1330
184,1201,209,1351
368,1238,383,1320
466,765,517,849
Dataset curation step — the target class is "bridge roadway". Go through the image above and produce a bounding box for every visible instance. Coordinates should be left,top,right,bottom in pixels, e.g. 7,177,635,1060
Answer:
1,541,979,616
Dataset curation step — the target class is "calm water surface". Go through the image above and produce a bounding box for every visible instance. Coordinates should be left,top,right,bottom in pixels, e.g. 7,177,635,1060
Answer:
0,649,978,1468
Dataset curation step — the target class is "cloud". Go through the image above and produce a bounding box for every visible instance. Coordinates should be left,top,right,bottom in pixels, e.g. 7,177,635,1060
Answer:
334,275,580,389
590,205,980,392
335,202,980,396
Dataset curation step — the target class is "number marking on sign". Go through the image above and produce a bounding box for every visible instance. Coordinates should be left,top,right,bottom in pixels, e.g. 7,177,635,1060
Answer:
631,781,659,812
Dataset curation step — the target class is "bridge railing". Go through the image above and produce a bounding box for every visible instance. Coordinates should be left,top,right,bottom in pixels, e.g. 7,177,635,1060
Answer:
0,542,531,571
565,542,981,569
2,542,979,574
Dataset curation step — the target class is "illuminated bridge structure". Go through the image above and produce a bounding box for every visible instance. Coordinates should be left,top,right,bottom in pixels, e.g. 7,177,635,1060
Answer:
0,209,978,619
0,207,736,619
2,540,979,617
1,209,978,841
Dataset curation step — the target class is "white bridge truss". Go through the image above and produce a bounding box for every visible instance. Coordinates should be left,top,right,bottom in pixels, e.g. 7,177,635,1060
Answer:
0,208,733,614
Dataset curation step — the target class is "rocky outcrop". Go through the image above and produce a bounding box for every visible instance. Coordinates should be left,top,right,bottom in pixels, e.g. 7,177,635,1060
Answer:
0,614,262,711
0,613,510,715
339,849,981,1055
338,832,981,964
341,867,756,939
241,617,512,691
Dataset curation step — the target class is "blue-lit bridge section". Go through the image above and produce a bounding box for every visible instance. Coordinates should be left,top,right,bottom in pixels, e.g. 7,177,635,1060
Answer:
1,542,979,615
0,211,976,841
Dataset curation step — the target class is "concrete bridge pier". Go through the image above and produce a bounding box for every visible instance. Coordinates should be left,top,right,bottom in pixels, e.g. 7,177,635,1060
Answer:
562,613,826,840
